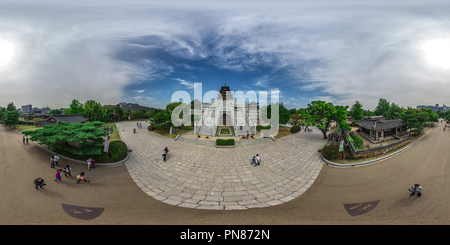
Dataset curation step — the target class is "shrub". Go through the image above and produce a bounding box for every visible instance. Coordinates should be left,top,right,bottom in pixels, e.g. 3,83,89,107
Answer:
216,139,235,146
290,125,301,133
322,143,339,160
147,125,154,131
108,141,127,161
256,125,271,131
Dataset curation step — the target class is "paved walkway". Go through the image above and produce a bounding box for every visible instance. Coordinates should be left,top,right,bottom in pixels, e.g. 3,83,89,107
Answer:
118,121,327,210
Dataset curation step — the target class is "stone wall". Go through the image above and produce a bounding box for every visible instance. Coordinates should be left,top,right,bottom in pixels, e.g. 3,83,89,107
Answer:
343,130,411,159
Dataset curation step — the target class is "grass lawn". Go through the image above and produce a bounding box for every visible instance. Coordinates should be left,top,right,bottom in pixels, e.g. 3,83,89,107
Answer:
220,129,230,134
101,122,121,141
8,124,42,133
153,126,194,138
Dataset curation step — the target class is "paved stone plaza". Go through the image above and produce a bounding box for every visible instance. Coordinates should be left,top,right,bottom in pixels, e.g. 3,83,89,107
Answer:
118,121,327,210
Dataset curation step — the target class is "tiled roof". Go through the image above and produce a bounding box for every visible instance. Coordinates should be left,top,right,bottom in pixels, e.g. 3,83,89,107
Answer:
354,118,403,130
38,114,89,125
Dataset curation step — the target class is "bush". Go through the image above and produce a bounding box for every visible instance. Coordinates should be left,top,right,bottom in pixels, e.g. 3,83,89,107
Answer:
256,125,271,131
147,125,154,131
322,143,339,160
108,141,127,161
290,125,301,133
216,139,235,146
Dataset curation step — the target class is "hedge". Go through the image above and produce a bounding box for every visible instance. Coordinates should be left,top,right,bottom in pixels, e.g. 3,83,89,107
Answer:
290,125,301,133
256,125,271,131
216,139,235,146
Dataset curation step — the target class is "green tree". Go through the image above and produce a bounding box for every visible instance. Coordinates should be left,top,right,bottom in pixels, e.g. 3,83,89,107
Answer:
66,99,84,115
375,98,390,117
350,101,364,121
6,102,16,111
2,110,20,128
25,113,35,121
22,121,107,156
260,102,290,124
303,101,349,139
0,107,6,123
49,108,64,115
400,110,421,136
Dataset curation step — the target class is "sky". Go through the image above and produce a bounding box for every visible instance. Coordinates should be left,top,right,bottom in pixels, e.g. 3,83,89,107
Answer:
1,0,450,110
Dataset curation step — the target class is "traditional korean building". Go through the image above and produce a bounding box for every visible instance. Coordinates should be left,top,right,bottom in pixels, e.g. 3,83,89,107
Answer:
354,118,404,143
37,114,90,125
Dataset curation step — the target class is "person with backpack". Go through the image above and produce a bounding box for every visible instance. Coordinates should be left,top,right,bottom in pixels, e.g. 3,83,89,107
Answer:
50,156,55,168
34,178,46,190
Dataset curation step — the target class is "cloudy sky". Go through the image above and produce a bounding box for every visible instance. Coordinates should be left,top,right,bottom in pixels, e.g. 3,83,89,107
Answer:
1,0,450,110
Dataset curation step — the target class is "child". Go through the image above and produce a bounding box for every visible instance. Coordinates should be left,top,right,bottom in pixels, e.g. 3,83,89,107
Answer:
50,157,55,168
54,169,63,183
91,159,96,169
251,156,256,165
77,172,90,184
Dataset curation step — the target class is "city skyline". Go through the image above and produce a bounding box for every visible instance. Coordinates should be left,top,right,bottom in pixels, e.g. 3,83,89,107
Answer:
1,1,450,110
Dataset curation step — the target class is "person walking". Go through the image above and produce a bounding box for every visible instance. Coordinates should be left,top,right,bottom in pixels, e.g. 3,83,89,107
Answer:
247,131,249,139
54,169,63,183
77,172,90,184
162,147,168,162
63,165,72,178
140,123,142,129
255,154,261,166
251,156,256,165
50,156,55,168
34,178,46,190
409,184,424,197
54,154,60,166
87,158,92,171
133,128,136,134
23,136,25,144
26,135,29,144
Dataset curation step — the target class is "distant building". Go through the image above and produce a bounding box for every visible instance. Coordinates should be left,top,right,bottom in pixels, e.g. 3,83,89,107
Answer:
21,104,32,113
416,104,450,112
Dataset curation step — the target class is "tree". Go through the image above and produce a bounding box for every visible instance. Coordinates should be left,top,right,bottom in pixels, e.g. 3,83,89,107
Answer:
66,99,84,115
350,101,364,121
420,108,438,124
0,107,6,123
49,109,64,115
400,110,421,137
22,121,107,156
6,102,16,112
260,102,290,124
2,110,20,128
375,98,390,117
303,100,348,139
25,113,35,121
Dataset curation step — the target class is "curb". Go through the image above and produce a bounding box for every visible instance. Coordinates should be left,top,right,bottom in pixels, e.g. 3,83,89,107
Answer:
321,127,433,167
4,124,129,166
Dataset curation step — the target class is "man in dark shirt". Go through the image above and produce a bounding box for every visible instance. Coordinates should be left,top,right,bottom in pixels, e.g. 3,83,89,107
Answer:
34,178,46,190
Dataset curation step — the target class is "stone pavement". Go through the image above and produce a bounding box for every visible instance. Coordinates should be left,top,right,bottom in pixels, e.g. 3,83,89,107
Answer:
117,121,327,210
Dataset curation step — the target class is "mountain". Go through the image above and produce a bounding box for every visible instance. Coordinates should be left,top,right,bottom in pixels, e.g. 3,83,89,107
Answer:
103,102,157,112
